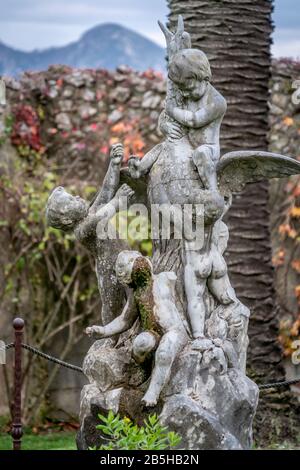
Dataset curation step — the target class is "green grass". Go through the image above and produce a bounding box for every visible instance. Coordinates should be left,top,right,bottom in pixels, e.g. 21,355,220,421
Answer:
0,431,76,450
0,430,299,451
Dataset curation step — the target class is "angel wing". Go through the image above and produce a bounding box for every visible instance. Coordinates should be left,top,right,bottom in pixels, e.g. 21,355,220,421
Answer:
217,151,300,194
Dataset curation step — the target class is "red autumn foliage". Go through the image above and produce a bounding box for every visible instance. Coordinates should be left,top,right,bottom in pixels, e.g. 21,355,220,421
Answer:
11,104,43,152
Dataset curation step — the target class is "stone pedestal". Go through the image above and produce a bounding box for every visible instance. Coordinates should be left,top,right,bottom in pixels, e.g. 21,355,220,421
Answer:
77,340,258,450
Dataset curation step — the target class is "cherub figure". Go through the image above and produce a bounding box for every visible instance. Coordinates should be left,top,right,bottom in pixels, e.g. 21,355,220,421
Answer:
183,215,236,344
126,16,300,352
46,144,134,326
165,48,227,191
185,209,251,349
86,250,188,407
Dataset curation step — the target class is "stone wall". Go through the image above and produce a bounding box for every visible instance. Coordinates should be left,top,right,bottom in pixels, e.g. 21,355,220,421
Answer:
2,65,165,176
0,65,165,421
269,59,300,396
0,59,299,420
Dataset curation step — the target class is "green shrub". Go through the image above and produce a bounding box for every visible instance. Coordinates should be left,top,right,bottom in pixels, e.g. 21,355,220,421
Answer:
91,411,181,450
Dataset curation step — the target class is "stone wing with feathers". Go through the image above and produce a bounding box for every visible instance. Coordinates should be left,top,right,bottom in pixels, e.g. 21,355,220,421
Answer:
217,151,300,195
120,151,300,202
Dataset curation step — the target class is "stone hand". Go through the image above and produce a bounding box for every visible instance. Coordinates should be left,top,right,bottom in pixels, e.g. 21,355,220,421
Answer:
110,143,124,165
128,156,141,179
167,120,185,141
115,183,134,199
212,338,223,348
114,183,134,210
85,325,106,338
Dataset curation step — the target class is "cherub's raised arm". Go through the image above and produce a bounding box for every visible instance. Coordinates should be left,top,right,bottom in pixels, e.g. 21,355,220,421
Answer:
86,291,138,338
78,201,117,239
76,184,134,240
128,144,163,179
90,144,123,212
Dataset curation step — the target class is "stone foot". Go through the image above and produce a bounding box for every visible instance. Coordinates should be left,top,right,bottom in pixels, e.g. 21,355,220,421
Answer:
142,390,159,408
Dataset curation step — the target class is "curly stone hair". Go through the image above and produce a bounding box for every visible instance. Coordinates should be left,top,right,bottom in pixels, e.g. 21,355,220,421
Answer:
168,48,212,84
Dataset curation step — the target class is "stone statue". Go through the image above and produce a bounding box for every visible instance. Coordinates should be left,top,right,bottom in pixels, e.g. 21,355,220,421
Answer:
86,250,188,407
46,144,134,327
47,16,300,450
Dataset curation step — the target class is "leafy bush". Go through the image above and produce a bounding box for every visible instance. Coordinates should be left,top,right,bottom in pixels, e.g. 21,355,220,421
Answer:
91,411,181,450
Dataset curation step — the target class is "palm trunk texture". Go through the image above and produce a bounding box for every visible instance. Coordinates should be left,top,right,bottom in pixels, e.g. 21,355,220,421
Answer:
167,0,299,444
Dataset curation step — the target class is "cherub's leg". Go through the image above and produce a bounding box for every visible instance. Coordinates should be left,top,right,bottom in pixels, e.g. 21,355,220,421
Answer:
184,248,211,339
142,330,186,407
132,332,158,364
192,145,218,191
208,274,236,305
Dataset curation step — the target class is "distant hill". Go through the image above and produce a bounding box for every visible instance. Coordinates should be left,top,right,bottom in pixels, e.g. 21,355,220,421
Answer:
0,23,165,76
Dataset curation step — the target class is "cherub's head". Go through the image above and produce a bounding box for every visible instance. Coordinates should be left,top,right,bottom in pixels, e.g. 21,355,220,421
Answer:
169,48,212,101
46,186,88,231
115,250,153,287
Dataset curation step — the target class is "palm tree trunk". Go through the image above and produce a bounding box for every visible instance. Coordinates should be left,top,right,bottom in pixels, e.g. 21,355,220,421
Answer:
167,0,299,444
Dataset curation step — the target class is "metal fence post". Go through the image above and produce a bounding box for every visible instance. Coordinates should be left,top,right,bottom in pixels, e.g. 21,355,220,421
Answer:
11,318,24,450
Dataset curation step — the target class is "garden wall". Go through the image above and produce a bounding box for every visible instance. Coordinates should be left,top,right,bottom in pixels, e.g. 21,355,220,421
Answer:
0,65,165,422
269,60,300,396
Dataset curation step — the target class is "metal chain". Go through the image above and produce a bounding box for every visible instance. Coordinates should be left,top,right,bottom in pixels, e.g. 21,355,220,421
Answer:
4,342,300,389
258,377,300,390
5,342,83,373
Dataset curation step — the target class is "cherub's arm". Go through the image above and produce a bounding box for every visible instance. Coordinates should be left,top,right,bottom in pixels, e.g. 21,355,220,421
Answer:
89,144,123,212
86,291,138,338
76,184,134,239
128,144,162,179
168,101,224,129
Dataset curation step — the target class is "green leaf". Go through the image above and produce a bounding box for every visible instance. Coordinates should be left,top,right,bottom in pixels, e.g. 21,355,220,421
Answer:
94,411,181,451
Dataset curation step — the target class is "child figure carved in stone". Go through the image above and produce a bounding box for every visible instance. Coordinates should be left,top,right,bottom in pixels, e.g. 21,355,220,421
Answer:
46,144,134,326
86,250,188,407
165,48,227,191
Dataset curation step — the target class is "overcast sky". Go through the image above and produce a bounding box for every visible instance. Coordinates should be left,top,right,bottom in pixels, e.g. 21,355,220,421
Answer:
0,0,299,58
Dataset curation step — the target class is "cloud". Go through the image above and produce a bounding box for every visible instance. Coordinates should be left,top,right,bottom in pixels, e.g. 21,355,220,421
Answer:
0,0,168,51
0,0,299,59
272,28,300,59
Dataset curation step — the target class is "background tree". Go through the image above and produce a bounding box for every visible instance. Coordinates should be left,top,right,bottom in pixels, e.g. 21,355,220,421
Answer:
167,0,299,443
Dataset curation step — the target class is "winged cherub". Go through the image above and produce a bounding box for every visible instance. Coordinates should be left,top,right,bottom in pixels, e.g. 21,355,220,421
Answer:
125,16,300,347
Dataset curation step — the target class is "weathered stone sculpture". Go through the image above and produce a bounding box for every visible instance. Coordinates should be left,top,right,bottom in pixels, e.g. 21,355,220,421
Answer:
47,16,300,450
46,144,134,327
86,250,188,407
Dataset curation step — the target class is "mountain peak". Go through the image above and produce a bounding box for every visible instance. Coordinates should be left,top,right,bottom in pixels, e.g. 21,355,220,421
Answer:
0,23,165,76
82,23,130,37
